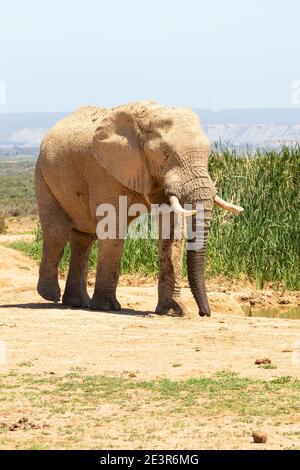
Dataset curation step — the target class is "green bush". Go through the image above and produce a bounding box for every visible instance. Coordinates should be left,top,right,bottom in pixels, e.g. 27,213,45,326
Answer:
0,215,6,234
0,156,37,216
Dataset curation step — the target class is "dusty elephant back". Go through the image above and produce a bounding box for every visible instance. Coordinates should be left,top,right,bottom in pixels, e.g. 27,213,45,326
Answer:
40,105,108,156
36,105,110,233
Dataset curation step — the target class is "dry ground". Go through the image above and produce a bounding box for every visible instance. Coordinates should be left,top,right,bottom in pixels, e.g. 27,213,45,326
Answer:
0,226,299,450
0,216,35,244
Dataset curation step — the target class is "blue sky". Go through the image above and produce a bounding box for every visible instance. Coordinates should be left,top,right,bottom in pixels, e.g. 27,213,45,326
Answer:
1,0,300,112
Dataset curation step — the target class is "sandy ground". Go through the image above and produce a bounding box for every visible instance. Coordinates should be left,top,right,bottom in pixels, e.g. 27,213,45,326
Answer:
0,243,299,380
3,216,37,235
0,216,35,244
0,227,299,449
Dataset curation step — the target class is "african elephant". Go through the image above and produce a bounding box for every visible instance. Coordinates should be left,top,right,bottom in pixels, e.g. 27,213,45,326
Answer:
35,101,243,317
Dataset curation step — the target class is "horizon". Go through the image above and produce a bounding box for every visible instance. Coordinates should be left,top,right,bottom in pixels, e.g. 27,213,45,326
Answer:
1,106,300,118
1,106,299,150
1,106,300,114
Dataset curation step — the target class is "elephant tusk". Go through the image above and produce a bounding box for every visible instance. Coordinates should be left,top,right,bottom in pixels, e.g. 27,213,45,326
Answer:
214,195,244,214
169,195,197,217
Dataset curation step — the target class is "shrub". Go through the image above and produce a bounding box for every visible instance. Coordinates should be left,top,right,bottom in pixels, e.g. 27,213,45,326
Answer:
0,215,6,234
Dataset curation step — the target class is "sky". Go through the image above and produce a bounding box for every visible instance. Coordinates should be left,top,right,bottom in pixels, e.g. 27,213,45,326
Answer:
1,0,300,112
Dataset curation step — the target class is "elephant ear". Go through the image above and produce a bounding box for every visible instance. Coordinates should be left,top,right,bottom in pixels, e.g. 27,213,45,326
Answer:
92,110,151,193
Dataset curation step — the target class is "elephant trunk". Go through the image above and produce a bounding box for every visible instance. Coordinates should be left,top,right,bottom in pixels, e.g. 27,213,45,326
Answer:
180,187,213,317
185,197,212,317
165,163,215,317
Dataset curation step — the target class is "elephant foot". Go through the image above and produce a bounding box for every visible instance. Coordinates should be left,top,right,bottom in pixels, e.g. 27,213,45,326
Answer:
155,298,187,317
89,293,121,312
199,309,211,317
37,278,61,303
62,288,90,309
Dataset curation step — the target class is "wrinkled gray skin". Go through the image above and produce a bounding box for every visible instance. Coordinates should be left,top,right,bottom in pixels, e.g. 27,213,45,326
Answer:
35,101,216,317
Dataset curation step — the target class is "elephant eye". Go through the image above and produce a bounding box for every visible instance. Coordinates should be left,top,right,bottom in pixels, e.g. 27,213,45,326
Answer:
159,142,173,162
162,149,171,161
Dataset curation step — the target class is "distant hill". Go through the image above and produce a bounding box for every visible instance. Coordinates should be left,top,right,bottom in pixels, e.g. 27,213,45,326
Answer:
196,108,300,125
0,108,299,155
0,112,67,143
197,108,300,150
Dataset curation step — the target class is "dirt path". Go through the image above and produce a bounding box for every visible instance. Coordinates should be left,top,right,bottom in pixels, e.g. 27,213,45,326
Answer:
0,244,299,379
0,216,35,244
0,244,299,449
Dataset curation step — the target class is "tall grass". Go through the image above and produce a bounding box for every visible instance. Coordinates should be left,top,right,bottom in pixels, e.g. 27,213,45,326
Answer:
11,146,300,289
207,146,299,289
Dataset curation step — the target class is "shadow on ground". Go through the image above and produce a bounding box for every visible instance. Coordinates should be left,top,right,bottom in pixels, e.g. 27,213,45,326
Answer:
0,302,153,317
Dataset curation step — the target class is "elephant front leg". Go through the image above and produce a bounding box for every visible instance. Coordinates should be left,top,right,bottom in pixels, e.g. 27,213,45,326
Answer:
90,238,123,311
155,213,186,316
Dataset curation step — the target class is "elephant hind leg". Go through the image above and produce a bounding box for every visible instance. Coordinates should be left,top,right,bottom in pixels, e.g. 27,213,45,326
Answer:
62,229,95,308
36,164,70,302
90,238,124,311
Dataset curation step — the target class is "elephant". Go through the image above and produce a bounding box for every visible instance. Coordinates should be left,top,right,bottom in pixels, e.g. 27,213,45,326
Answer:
35,101,243,317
